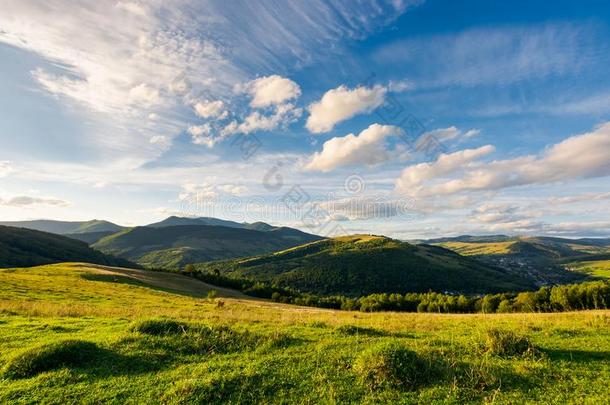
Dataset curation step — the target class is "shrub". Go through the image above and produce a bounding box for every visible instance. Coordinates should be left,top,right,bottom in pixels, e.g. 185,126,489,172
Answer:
131,318,190,335
483,329,537,357
3,340,101,379
354,342,435,391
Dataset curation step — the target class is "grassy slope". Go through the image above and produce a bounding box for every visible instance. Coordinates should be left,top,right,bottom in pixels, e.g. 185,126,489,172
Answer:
93,225,321,269
566,260,610,279
0,226,135,269
437,237,610,257
0,263,609,403
201,235,534,295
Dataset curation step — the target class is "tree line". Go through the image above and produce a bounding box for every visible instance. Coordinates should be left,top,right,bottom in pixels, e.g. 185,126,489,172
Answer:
183,265,610,313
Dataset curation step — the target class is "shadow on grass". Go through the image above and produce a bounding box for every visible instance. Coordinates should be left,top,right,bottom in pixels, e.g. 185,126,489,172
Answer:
79,273,204,299
543,349,610,363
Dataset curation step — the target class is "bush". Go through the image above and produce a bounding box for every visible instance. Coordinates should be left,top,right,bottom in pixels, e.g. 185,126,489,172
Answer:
354,342,435,391
131,319,190,335
3,340,101,379
483,329,537,357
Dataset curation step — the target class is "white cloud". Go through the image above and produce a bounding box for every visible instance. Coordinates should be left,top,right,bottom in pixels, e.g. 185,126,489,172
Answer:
0,195,70,207
0,161,12,177
241,75,301,108
187,124,216,148
179,183,218,202
306,85,387,133
396,122,610,197
396,145,495,194
318,196,413,220
306,124,404,172
193,100,226,118
179,182,248,203
0,1,417,166
222,103,302,136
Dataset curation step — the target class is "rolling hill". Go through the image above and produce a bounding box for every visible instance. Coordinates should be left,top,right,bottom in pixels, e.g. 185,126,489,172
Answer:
431,235,610,286
199,235,535,296
0,225,136,268
93,224,322,269
0,219,124,235
146,215,246,229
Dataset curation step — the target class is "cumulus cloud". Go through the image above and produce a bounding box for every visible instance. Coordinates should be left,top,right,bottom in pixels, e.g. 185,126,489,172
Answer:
468,202,540,226
0,195,70,207
239,75,301,108
396,122,610,197
306,85,387,133
396,145,495,194
187,123,216,147
306,124,404,171
222,103,302,136
193,100,227,118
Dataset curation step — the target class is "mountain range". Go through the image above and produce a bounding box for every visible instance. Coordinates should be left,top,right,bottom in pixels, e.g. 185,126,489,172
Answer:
1,216,608,296
92,223,322,269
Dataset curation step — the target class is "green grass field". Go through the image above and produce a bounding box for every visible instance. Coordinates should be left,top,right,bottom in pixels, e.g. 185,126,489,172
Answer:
436,241,515,256
1,263,609,403
567,260,610,279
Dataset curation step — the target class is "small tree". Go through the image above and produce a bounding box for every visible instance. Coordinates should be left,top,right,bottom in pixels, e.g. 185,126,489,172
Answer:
183,264,195,274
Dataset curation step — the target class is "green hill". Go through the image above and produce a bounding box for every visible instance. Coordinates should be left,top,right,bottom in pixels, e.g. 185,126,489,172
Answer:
93,224,322,269
0,226,136,268
146,216,246,229
63,231,117,245
432,236,610,286
199,235,535,296
0,219,124,235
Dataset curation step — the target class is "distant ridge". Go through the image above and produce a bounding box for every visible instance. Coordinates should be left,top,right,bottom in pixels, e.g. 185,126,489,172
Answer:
93,223,322,269
0,225,136,268
146,216,246,229
0,219,124,235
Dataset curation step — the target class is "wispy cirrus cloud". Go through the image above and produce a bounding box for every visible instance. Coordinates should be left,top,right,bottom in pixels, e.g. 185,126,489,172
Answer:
374,23,599,89
0,0,414,163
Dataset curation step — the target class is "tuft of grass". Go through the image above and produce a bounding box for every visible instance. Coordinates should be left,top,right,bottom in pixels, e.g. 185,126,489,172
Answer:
131,318,190,335
130,319,294,355
3,340,102,379
353,342,439,391
335,325,387,337
482,329,537,357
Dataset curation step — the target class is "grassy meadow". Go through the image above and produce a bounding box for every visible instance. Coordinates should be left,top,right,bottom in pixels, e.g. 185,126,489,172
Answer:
568,259,610,279
1,263,609,403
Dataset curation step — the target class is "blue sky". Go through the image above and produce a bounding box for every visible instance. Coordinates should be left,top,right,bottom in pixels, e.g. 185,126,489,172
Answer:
0,0,609,238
